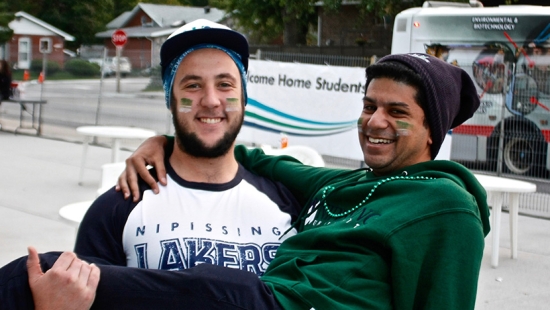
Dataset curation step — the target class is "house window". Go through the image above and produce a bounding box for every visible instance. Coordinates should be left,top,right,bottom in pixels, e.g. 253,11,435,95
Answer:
39,38,52,54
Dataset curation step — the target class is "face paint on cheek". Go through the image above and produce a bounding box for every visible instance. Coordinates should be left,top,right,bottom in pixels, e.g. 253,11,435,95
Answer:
357,117,364,133
396,120,412,136
179,98,193,113
225,98,240,112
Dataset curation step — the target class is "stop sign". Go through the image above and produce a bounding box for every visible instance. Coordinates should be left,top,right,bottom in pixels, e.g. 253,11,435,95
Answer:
112,29,127,47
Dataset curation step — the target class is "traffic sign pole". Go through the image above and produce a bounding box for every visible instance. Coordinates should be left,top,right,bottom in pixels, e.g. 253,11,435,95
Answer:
111,29,127,93
116,46,121,92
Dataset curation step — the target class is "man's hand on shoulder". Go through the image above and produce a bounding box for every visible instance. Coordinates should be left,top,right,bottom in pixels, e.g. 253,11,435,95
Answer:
116,135,169,202
27,247,100,310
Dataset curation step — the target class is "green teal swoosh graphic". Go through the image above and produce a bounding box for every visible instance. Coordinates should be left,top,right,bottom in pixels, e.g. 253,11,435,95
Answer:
245,98,357,136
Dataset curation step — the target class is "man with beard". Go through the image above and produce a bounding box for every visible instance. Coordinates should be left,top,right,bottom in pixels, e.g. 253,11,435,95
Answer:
0,19,300,309
72,20,300,273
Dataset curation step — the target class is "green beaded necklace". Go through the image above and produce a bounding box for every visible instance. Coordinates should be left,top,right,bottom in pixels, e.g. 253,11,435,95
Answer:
322,174,436,218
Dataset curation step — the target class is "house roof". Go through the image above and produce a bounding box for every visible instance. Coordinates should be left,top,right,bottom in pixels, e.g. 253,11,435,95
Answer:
106,11,133,29
14,11,75,41
95,26,176,39
106,3,225,29
97,4,226,39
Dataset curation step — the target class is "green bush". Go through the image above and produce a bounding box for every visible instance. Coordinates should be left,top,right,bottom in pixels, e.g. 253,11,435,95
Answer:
30,59,61,75
64,59,100,77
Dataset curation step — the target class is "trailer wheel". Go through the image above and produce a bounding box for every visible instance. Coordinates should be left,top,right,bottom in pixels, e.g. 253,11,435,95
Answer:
488,125,547,177
502,134,547,176
503,137,534,174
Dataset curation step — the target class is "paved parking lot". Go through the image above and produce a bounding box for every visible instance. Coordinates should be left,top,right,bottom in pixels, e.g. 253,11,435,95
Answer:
1,125,549,309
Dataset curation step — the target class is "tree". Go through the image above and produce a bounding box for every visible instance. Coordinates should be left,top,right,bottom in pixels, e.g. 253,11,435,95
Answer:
42,0,115,47
179,0,210,6
211,0,317,45
0,3,13,46
0,0,44,17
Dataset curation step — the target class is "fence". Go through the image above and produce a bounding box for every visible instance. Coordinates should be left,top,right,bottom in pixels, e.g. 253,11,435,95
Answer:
250,45,390,59
253,49,376,68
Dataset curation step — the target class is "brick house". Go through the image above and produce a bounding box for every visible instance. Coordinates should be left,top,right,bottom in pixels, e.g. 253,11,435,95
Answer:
4,11,75,70
95,3,226,71
315,1,393,49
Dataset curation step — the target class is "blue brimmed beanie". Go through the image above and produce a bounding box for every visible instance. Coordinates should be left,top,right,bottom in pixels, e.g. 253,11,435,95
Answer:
160,19,250,109
369,53,480,159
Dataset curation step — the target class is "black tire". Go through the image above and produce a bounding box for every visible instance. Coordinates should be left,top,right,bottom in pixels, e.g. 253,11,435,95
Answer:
487,117,548,177
502,136,541,175
488,127,547,177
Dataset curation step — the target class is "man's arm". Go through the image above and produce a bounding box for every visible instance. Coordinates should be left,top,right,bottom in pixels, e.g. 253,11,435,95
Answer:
390,208,485,309
234,145,351,205
117,135,349,205
27,247,100,310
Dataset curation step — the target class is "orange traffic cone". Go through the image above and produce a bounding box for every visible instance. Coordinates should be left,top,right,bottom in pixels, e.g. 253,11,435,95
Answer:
23,70,30,81
38,72,44,83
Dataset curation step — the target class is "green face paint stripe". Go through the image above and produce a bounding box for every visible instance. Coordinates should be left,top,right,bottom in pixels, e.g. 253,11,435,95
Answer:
226,98,240,106
396,120,412,136
396,120,412,129
180,98,193,106
226,98,240,112
357,117,364,133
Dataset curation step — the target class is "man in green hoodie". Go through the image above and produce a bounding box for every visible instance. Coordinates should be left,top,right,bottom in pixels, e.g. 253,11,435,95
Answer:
0,53,489,309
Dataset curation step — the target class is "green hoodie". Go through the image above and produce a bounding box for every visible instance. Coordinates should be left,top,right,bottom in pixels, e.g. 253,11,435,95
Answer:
235,145,490,310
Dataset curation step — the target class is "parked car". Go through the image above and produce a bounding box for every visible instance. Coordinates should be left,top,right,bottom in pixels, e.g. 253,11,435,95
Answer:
90,57,132,77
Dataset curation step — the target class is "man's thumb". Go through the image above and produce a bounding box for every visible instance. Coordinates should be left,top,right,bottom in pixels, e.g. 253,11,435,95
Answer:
27,246,44,282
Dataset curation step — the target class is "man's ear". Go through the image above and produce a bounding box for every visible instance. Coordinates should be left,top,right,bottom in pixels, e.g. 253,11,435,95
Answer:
426,124,433,146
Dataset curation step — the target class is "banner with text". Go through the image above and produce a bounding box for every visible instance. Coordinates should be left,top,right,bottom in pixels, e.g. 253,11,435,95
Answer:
239,59,366,161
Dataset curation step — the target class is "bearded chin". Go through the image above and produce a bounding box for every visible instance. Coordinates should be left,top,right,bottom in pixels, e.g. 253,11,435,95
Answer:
175,130,237,158
172,116,242,159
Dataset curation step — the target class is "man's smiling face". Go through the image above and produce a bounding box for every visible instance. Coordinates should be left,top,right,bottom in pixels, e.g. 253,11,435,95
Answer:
358,77,432,175
171,48,244,158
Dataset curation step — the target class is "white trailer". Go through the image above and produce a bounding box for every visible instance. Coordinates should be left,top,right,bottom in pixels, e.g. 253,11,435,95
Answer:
392,1,550,177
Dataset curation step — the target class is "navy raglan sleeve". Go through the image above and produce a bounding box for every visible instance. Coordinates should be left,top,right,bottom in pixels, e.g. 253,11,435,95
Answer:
73,187,138,266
